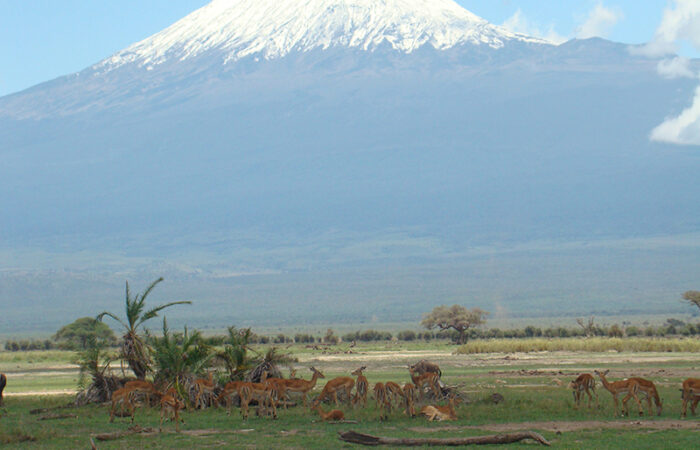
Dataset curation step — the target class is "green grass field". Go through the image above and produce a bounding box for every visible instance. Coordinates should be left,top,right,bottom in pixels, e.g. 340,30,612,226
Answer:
1,342,699,448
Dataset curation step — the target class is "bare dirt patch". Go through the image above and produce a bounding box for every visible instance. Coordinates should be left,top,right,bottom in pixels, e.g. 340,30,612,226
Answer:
6,390,78,397
410,419,700,433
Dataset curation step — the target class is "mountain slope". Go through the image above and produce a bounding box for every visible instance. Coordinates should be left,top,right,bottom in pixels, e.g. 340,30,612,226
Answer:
98,0,547,71
0,1,698,332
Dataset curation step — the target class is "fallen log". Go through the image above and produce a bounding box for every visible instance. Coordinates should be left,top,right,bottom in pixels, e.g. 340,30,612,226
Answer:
94,425,156,441
38,413,78,421
30,403,75,415
338,430,551,446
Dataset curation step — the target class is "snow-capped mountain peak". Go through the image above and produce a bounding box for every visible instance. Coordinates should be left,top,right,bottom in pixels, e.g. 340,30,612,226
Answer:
100,0,549,70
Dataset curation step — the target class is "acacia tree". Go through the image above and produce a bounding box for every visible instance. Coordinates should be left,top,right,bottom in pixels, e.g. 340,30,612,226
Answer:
682,291,700,311
421,305,489,344
97,277,191,379
54,317,117,350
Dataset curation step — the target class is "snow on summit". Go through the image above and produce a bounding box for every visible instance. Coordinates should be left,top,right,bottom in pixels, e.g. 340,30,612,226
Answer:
100,0,549,70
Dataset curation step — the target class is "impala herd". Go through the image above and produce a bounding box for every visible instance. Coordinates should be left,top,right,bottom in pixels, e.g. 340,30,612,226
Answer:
0,366,698,431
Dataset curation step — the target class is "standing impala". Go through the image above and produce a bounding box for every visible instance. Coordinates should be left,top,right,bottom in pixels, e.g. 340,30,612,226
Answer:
314,376,355,407
351,366,368,408
109,385,138,423
279,367,325,407
0,373,6,407
403,383,417,417
680,378,700,417
627,376,662,416
594,370,643,416
373,382,391,421
568,373,598,409
124,380,160,407
159,388,185,432
408,365,441,401
193,372,218,409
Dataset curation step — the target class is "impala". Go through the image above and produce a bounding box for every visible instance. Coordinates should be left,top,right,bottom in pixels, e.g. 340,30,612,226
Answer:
109,385,138,423
627,376,663,416
159,388,185,432
681,378,700,417
280,367,325,407
351,366,368,409
568,373,598,409
312,404,345,421
373,382,391,421
239,381,277,419
124,380,160,407
261,371,288,410
385,381,405,406
420,395,458,421
315,376,355,406
193,372,218,409
0,373,6,407
408,365,441,401
403,383,417,417
216,380,247,416
594,370,643,416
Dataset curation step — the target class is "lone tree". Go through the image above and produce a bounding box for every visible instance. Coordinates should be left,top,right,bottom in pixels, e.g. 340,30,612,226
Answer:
97,278,191,379
682,291,700,312
54,317,117,350
421,305,489,344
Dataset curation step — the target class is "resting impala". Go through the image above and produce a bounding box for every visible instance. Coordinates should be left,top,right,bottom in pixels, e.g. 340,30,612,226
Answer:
351,366,368,408
681,378,700,417
408,365,441,401
312,404,345,421
627,376,663,416
420,395,458,421
193,372,218,409
159,388,185,432
124,380,160,407
109,385,138,423
594,370,643,416
568,373,598,409
314,376,355,406
280,367,325,407
373,382,391,421
0,373,6,407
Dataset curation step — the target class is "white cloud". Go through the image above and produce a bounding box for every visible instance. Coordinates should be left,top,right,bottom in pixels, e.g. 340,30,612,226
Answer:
644,1,700,145
651,85,700,145
501,9,567,44
636,0,700,57
657,56,695,79
575,3,624,39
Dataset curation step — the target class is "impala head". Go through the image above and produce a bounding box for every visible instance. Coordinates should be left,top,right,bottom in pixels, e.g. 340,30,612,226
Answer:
310,366,325,378
593,369,609,378
351,366,366,376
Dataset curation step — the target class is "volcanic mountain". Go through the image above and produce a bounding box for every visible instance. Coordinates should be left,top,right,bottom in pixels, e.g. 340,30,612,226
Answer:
0,0,697,332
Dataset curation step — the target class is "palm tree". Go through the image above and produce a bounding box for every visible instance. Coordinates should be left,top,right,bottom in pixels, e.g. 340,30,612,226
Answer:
97,277,191,379
217,326,254,380
74,336,120,405
150,318,213,401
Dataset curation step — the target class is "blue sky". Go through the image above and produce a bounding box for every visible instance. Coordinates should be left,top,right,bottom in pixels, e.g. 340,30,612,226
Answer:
0,0,693,97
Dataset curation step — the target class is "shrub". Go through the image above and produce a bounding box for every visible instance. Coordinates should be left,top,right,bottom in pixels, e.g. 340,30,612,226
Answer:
397,330,416,341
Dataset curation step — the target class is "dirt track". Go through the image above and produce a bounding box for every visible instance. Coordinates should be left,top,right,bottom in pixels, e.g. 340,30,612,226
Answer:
410,419,700,433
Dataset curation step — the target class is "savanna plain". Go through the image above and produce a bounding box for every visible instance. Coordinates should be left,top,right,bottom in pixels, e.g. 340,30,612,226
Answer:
1,339,699,449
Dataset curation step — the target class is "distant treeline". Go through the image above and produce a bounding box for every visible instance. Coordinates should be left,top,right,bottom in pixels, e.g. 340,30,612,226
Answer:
4,319,699,352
